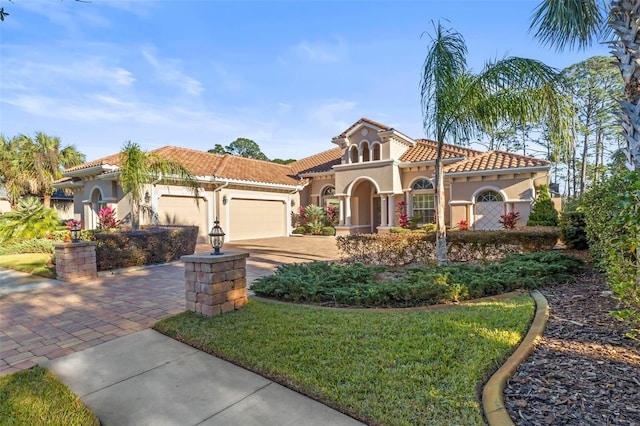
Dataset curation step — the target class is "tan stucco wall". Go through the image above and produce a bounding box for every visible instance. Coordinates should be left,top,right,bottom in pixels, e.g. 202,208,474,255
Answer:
335,162,397,195
450,176,535,202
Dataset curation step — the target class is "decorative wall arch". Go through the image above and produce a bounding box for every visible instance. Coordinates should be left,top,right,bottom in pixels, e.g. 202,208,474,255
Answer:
361,140,370,162
349,145,359,163
344,176,382,196
372,142,381,161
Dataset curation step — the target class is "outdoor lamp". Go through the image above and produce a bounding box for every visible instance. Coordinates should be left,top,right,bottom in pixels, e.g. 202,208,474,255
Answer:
71,224,81,243
209,219,225,255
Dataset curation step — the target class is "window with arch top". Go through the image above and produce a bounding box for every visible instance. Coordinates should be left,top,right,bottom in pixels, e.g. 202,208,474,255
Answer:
349,146,359,163
321,185,338,208
476,190,504,202
411,179,435,224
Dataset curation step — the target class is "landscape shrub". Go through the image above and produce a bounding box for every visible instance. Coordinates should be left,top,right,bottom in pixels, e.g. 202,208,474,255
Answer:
560,211,588,250
292,226,306,235
336,228,560,267
527,184,559,226
95,226,197,271
252,252,582,308
0,198,62,243
0,238,54,255
499,211,520,229
583,170,640,337
321,226,336,236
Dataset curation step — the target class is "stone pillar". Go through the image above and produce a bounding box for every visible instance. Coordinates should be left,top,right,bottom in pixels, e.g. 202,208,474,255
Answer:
54,242,98,282
345,196,352,226
339,198,345,226
181,252,250,317
388,194,395,227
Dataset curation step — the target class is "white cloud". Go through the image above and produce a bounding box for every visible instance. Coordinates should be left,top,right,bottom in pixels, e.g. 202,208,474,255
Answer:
309,100,357,131
290,36,348,64
141,50,203,96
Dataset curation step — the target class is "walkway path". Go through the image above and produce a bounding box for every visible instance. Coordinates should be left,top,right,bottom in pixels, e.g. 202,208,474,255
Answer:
0,236,339,376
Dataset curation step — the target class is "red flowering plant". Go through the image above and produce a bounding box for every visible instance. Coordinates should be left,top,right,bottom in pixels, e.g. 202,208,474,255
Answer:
396,201,409,228
66,219,82,230
457,220,469,231
98,206,118,231
499,211,520,230
325,205,339,225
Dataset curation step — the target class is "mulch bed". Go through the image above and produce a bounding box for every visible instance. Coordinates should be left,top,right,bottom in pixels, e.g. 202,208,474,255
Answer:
503,262,640,425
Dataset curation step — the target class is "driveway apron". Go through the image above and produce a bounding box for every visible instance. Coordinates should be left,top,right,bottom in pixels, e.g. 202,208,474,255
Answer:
0,236,339,375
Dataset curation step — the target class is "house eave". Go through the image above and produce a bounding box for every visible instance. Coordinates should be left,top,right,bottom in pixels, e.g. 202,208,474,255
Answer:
333,159,395,171
398,157,464,168
445,165,549,177
211,177,303,191
299,170,336,178
63,164,119,178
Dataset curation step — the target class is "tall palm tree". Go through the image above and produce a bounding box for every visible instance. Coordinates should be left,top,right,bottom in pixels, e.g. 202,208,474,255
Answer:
16,132,85,208
421,22,571,264
0,135,30,208
119,141,200,230
530,0,640,172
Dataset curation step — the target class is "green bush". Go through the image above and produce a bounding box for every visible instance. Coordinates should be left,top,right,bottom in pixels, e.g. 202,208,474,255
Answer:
560,211,588,250
252,252,582,307
292,226,306,235
0,238,55,255
95,226,197,271
583,170,640,337
527,184,559,226
0,198,63,243
321,226,336,236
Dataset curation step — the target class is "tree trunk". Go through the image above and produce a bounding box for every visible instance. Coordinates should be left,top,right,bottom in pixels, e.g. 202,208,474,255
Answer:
580,131,589,196
434,142,448,265
610,0,640,172
43,193,51,208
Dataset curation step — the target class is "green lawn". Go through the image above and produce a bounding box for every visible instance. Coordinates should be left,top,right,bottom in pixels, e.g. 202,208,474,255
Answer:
0,253,55,278
0,367,99,426
155,295,534,425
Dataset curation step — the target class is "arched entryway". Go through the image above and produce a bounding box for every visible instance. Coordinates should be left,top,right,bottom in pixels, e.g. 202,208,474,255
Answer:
338,177,393,234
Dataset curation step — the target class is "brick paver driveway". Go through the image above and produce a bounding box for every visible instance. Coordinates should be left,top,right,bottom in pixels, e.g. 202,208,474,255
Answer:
0,236,339,376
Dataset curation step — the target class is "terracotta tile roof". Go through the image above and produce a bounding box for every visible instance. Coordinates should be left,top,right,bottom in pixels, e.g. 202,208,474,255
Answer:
400,139,483,162
63,146,301,186
151,146,224,177
214,154,300,185
63,152,121,172
335,118,391,138
290,147,342,175
443,150,550,173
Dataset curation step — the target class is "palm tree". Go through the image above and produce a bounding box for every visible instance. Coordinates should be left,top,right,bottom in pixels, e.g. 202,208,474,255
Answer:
0,135,30,208
119,141,200,230
15,132,85,208
530,0,640,172
421,22,571,264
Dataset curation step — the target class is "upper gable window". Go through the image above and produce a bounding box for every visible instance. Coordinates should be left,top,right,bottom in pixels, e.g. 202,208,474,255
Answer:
362,142,370,162
412,179,434,191
373,143,381,161
476,190,503,202
349,146,359,163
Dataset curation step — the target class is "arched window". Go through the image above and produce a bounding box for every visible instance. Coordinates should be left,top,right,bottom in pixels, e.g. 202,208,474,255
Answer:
321,186,338,208
361,142,370,162
350,146,359,163
411,179,435,224
412,179,434,190
372,143,381,161
476,190,503,202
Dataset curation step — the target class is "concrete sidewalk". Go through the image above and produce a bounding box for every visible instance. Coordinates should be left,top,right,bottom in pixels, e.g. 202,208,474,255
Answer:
45,329,362,426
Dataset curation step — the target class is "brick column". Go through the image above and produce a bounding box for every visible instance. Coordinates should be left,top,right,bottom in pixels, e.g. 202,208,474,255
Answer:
181,252,250,317
54,242,98,282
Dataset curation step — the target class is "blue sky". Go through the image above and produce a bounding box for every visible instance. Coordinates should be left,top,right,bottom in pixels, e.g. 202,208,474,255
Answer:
1,0,609,163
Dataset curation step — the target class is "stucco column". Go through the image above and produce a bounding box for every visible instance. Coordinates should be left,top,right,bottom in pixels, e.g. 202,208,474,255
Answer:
345,196,352,226
388,194,395,227
381,196,388,227
339,198,345,226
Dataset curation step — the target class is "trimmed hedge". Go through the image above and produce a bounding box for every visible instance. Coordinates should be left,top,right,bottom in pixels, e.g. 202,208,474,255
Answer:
95,226,198,271
336,228,560,266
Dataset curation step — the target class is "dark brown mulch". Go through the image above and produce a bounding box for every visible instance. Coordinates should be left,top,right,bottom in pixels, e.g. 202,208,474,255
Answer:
503,264,640,426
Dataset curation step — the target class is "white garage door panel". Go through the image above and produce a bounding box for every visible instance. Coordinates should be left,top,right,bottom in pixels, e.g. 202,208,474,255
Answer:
158,196,208,239
230,199,286,241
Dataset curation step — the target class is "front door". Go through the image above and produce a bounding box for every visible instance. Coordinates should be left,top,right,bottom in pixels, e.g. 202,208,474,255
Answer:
372,197,381,233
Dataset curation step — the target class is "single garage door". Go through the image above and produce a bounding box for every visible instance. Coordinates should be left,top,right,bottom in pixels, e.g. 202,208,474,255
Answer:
229,198,286,241
157,196,208,240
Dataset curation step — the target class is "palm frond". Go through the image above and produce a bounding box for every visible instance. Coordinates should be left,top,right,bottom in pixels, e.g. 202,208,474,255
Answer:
530,0,609,51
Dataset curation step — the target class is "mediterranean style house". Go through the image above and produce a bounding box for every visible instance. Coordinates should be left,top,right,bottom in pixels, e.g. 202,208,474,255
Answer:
55,118,552,242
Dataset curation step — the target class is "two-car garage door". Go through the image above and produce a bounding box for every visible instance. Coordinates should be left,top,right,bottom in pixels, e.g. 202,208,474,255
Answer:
228,198,287,241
